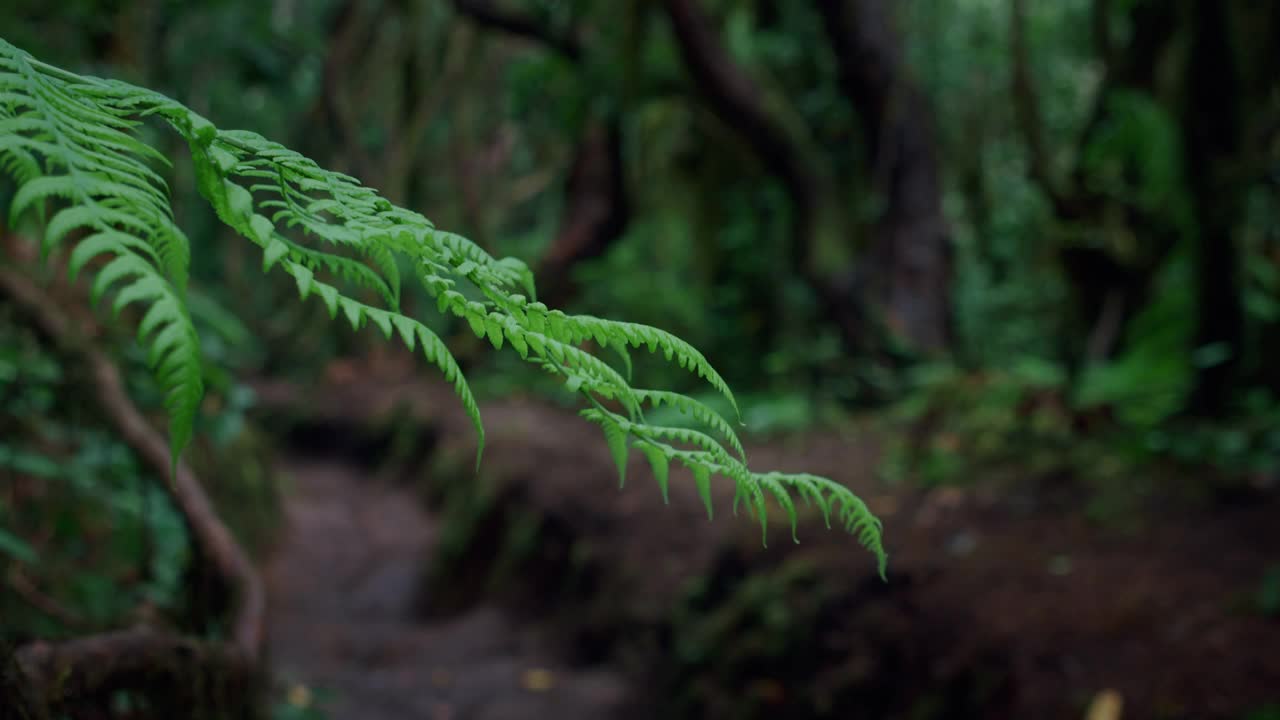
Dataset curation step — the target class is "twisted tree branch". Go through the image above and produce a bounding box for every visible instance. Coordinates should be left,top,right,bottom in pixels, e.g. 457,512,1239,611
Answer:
661,0,823,228
0,267,264,709
815,0,952,352
451,0,582,61
451,0,631,307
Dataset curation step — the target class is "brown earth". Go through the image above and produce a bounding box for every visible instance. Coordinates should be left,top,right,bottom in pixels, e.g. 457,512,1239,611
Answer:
252,369,1280,720
264,457,637,720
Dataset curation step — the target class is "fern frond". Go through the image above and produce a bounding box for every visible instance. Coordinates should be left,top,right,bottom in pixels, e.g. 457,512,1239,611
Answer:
581,407,887,571
0,39,200,469
0,37,886,570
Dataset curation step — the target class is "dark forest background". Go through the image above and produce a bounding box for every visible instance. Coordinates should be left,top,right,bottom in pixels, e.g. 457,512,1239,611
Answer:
2,2,1279,719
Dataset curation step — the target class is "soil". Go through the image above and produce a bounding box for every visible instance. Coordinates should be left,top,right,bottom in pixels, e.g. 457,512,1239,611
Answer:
264,458,636,720
253,367,1280,720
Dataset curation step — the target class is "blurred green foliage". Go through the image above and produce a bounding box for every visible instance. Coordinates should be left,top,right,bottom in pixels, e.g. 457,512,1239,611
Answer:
0,0,1277,713
664,559,832,718
0,309,189,638
1,0,1273,406
1246,705,1280,720
1259,565,1280,619
0,290,276,646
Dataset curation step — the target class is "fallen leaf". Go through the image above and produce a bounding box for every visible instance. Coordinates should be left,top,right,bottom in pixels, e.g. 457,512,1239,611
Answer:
1085,689,1123,720
287,684,312,708
521,667,556,692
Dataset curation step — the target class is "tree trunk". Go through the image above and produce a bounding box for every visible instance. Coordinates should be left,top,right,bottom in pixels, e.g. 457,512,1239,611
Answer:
815,0,952,353
1183,0,1246,415
662,0,952,356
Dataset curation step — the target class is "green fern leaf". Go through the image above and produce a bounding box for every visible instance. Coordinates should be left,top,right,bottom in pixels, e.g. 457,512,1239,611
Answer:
636,440,671,504
691,463,714,521
0,37,886,571
635,389,746,461
757,473,798,543
601,418,630,488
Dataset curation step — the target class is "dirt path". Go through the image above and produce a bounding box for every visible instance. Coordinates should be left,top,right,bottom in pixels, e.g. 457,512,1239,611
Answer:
252,375,1280,719
264,458,634,720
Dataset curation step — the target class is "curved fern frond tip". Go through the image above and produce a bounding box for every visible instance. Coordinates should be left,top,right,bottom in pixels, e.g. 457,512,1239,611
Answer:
0,38,885,570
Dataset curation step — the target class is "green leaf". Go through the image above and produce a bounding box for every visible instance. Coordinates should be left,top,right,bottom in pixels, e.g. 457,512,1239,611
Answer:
602,419,630,488
485,314,505,350
637,442,671,504
692,464,713,521
263,237,289,271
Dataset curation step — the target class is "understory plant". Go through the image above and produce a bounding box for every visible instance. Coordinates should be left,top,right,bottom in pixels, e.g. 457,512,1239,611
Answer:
0,38,884,568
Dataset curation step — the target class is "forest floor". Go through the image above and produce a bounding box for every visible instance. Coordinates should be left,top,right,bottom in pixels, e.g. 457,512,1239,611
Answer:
264,457,635,720
253,361,1280,720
